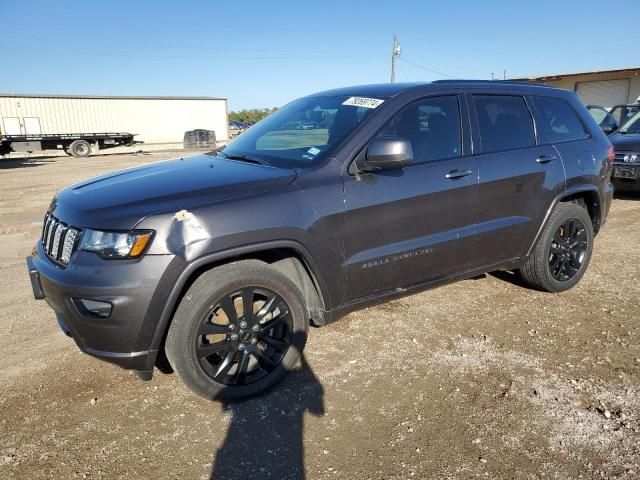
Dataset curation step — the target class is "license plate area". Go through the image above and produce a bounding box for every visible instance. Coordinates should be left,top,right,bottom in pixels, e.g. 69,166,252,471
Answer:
614,166,637,179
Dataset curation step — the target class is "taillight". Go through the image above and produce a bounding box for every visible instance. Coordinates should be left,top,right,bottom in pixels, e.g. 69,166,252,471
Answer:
607,145,615,164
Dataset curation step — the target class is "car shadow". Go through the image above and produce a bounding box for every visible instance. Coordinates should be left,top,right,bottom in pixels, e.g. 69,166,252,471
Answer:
209,354,324,480
613,191,640,200
489,270,530,288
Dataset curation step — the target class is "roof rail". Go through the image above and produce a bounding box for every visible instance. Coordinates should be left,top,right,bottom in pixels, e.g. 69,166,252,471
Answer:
431,79,554,88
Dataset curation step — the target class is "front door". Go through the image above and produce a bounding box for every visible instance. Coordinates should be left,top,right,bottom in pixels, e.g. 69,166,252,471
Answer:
342,95,479,301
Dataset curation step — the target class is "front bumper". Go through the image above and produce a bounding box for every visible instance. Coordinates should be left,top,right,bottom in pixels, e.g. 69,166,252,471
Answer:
611,163,640,191
26,242,175,375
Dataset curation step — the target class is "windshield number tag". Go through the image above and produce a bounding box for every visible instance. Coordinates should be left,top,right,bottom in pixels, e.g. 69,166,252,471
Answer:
342,97,384,109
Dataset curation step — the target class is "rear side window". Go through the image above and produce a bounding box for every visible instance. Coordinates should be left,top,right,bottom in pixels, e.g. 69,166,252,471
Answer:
533,96,588,143
474,95,535,153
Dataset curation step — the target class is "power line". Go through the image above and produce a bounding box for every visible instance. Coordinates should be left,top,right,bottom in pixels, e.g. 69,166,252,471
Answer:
158,44,383,57
398,57,456,79
7,50,386,61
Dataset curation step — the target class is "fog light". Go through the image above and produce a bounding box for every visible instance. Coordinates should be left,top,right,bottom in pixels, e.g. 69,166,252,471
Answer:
75,298,112,318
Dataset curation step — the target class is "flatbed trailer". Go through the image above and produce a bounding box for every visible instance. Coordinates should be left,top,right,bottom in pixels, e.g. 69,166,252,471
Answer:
0,132,140,157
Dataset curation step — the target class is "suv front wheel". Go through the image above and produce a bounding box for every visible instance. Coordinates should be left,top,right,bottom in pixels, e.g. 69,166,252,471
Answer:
165,260,308,400
518,202,594,292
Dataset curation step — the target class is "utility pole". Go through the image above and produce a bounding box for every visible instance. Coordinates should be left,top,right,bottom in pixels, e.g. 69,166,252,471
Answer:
390,34,400,83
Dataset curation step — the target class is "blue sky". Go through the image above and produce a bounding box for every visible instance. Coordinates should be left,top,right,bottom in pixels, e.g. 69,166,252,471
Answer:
1,0,638,110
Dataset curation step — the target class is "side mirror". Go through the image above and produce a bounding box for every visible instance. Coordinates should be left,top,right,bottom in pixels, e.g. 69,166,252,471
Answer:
358,137,414,172
601,125,617,135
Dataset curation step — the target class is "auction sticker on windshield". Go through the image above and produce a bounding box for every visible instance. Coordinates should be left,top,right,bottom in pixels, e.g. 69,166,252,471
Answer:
342,97,385,109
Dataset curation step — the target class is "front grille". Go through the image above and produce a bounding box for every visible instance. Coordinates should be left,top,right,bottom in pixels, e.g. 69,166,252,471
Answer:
614,151,640,164
41,214,80,265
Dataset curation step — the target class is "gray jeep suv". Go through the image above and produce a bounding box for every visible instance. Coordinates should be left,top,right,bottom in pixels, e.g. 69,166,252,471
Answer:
27,81,614,400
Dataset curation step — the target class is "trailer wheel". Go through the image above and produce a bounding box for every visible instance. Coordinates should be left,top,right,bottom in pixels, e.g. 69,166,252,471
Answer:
68,140,92,158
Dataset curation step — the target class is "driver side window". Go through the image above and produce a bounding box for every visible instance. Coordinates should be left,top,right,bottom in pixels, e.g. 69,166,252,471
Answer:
376,96,462,164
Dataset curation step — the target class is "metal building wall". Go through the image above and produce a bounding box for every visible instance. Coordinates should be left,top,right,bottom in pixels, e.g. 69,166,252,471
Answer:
523,70,640,107
0,95,229,147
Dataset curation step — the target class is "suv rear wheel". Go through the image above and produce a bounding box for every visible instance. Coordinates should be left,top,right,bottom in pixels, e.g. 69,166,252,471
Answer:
518,203,594,292
165,260,308,400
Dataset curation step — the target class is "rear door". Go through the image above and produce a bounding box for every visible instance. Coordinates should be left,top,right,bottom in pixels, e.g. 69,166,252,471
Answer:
468,93,565,265
342,94,479,301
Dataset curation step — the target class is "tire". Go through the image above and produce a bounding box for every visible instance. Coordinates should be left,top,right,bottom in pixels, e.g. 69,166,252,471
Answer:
68,140,91,158
518,203,594,292
165,260,308,401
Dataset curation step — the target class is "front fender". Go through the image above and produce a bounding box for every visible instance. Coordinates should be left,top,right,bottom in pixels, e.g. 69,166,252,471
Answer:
141,239,330,370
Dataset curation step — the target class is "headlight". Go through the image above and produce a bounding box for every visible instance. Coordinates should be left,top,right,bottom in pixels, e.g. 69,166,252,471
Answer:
80,230,153,259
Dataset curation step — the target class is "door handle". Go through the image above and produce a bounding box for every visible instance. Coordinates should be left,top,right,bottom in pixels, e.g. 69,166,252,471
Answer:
445,169,473,179
536,154,557,164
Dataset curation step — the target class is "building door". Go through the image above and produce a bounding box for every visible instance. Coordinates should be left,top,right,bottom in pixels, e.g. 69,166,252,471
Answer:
576,79,630,108
23,117,42,135
2,117,21,136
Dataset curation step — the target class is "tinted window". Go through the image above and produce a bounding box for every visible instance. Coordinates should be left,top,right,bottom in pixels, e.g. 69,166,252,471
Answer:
376,96,461,163
533,96,588,142
610,104,640,127
474,95,535,153
620,111,640,134
221,95,381,168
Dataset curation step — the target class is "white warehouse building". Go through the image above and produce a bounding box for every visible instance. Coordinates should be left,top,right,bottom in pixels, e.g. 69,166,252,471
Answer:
0,93,229,154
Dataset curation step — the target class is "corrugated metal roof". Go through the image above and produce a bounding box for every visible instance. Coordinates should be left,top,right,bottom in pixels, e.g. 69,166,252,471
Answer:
0,93,227,101
511,66,640,81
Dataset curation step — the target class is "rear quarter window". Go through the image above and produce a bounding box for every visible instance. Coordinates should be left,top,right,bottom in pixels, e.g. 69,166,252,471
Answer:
532,96,588,143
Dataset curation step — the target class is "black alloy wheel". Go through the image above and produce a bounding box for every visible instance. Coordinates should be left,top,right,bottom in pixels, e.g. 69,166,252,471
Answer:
195,287,293,386
518,202,594,293
548,218,588,282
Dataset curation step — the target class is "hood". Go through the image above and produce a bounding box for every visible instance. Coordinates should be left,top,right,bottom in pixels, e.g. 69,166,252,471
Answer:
51,154,297,229
609,132,640,151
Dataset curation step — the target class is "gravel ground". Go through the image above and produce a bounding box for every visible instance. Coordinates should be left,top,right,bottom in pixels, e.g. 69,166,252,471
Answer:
0,152,639,479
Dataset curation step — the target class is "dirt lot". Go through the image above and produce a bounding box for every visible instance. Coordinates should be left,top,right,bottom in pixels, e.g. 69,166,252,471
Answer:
1,152,639,479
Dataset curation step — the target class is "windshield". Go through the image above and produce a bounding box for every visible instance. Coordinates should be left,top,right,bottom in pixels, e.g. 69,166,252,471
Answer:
619,111,640,134
219,95,385,168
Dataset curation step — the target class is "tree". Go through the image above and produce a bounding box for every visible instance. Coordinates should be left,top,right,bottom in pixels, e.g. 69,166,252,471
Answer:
229,108,278,123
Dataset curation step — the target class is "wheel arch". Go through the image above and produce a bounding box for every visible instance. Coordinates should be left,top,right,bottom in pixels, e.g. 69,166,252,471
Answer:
526,185,603,258
148,241,329,371
558,187,602,234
